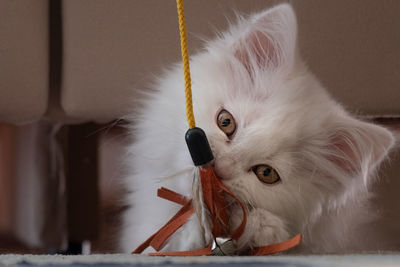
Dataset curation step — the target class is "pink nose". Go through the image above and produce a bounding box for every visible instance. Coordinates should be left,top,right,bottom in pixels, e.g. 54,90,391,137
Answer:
214,157,235,180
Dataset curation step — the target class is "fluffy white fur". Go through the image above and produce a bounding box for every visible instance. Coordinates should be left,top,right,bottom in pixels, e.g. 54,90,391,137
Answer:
120,4,395,254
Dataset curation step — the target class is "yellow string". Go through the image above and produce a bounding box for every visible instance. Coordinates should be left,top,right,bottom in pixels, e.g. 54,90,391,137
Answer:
176,0,195,129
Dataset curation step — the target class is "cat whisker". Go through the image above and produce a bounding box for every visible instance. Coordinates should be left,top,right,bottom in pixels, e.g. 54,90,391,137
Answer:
155,167,194,181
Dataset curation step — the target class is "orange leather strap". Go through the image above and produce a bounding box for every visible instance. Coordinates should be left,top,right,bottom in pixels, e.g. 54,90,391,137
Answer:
250,234,302,256
157,187,189,206
150,203,194,251
149,247,212,256
131,190,193,254
131,232,157,254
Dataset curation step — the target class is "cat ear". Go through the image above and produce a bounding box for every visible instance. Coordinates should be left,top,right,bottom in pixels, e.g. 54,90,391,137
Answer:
233,4,297,73
328,117,395,182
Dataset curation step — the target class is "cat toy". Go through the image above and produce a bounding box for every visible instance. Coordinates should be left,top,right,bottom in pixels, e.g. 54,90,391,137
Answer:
132,0,301,256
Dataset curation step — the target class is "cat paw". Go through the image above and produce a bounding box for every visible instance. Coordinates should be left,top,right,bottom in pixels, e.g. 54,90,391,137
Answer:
233,208,290,250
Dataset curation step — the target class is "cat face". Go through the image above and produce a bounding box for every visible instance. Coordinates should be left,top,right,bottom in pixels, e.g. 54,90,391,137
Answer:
187,4,395,230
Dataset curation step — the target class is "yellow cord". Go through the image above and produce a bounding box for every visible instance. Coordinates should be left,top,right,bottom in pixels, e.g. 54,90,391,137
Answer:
176,0,195,129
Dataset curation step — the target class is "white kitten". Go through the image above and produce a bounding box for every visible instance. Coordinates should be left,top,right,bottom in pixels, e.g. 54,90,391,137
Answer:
120,4,395,254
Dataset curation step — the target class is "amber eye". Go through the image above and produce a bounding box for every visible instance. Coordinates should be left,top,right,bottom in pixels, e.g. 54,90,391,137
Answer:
252,165,281,184
217,109,236,137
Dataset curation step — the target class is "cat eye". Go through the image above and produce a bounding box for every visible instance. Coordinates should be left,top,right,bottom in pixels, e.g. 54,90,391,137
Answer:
217,109,236,137
252,165,281,184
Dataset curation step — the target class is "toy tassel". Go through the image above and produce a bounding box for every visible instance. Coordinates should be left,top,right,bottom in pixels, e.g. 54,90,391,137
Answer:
186,128,247,254
177,0,242,253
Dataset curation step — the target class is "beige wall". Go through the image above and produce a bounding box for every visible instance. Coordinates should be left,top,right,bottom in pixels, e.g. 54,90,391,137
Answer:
58,0,400,122
1,1,399,123
0,0,49,124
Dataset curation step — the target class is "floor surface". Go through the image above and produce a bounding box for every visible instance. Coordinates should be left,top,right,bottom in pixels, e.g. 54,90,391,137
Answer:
1,254,400,267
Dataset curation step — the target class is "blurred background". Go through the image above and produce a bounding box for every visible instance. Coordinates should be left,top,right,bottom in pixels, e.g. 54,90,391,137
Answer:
0,0,399,254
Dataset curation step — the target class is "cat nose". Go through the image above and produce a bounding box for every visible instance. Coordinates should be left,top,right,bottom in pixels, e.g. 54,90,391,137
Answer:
214,157,235,180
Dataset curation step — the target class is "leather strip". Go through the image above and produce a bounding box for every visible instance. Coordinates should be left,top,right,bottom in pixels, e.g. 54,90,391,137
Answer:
249,234,302,256
149,247,212,256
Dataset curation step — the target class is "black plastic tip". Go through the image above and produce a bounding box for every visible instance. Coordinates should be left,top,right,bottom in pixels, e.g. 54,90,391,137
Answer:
185,127,214,166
